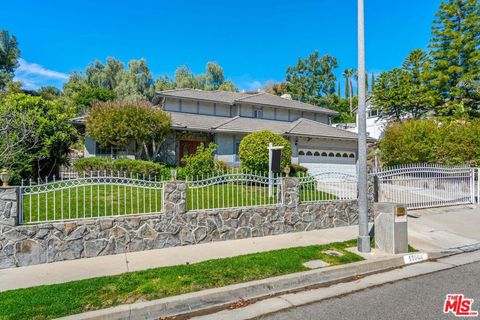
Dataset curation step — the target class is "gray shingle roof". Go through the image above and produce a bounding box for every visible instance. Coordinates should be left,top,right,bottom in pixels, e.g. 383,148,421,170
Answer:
155,89,338,116
169,112,233,131
156,89,252,104
286,118,359,139
71,112,358,140
169,112,357,140
235,92,337,115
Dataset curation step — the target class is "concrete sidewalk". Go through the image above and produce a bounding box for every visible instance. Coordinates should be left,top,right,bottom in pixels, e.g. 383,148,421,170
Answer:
1,204,478,292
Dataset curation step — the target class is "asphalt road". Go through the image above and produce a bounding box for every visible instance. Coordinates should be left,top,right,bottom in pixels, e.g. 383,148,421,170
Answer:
258,261,480,320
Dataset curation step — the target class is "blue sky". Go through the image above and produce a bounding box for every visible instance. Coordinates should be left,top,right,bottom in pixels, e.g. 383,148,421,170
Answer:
2,0,442,91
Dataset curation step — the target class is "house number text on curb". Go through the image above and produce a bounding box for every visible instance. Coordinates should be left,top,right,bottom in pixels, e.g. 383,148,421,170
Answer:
403,253,428,264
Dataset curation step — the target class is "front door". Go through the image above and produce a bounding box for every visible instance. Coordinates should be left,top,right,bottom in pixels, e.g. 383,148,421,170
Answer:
179,140,202,166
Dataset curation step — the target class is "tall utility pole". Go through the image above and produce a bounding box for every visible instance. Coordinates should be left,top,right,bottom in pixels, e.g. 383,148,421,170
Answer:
357,0,371,252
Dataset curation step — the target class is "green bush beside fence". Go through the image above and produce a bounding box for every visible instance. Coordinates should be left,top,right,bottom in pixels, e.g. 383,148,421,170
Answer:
73,158,170,178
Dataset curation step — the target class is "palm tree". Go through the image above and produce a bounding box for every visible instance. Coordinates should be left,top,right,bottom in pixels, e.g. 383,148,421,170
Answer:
342,69,355,114
0,30,20,88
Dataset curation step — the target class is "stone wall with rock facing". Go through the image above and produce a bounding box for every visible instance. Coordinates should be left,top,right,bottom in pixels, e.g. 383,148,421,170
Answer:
0,178,374,269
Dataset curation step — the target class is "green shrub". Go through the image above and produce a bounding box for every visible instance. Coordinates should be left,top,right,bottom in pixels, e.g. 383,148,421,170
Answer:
214,159,230,172
181,143,217,178
290,163,308,176
379,119,439,166
238,130,292,173
73,157,170,178
73,157,110,172
379,119,480,166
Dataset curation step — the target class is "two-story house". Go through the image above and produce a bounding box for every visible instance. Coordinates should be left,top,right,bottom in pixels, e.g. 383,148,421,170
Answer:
74,89,360,172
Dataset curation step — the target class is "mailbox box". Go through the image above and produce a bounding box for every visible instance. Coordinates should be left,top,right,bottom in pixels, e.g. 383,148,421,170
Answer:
374,203,408,254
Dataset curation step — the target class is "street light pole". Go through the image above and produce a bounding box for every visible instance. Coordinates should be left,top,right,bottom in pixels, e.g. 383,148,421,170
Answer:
357,0,371,252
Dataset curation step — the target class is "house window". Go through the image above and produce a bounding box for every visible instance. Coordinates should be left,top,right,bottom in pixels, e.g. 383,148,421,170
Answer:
368,109,379,118
298,151,305,156
321,152,327,157
306,151,313,156
253,108,263,119
234,141,241,155
96,144,128,158
234,140,241,161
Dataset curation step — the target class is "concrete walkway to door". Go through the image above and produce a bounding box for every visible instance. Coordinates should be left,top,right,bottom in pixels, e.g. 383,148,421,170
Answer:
0,204,478,292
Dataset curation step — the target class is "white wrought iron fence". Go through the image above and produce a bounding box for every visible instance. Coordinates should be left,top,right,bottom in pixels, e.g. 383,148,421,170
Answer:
186,172,283,211
375,164,476,210
20,172,165,224
298,172,357,202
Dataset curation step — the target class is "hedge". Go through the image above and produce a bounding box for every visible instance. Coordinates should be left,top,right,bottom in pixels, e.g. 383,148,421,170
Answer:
379,119,480,166
73,158,170,178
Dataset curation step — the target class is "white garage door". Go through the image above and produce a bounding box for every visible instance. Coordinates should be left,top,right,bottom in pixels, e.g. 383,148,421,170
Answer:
298,149,357,176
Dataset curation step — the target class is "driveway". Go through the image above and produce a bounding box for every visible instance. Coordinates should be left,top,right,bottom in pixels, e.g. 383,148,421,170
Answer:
408,205,480,252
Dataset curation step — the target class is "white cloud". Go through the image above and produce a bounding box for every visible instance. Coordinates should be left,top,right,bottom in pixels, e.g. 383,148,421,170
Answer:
244,80,262,91
14,58,69,90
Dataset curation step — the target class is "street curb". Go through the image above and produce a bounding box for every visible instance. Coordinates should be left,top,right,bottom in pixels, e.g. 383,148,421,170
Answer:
59,250,456,320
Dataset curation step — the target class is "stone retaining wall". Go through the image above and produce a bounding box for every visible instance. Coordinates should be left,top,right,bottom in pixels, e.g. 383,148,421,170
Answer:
0,178,374,269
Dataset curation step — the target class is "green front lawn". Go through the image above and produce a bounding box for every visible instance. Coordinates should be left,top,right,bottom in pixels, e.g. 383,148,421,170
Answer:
22,184,163,223
23,183,335,223
0,240,362,320
187,184,334,210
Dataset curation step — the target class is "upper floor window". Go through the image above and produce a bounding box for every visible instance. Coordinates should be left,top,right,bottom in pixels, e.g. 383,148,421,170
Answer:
368,109,379,118
253,108,263,119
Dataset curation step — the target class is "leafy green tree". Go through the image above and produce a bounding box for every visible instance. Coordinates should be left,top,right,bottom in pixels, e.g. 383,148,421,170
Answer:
154,75,175,92
0,93,77,182
429,0,480,117
174,65,197,89
327,95,357,123
0,30,20,90
115,59,155,100
86,57,124,90
238,130,292,173
205,62,225,90
218,80,238,92
372,68,411,121
63,73,115,113
86,100,171,160
286,51,338,105
401,49,437,118
37,86,62,101
263,82,288,96
373,50,437,120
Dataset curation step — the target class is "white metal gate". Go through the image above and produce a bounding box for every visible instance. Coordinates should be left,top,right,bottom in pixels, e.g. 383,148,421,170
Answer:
375,164,477,210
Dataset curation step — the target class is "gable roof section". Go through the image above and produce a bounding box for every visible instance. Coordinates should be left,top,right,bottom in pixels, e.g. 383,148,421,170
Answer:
169,112,232,131
157,89,252,104
70,112,358,140
168,112,357,140
156,89,338,116
286,118,358,139
235,92,337,115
